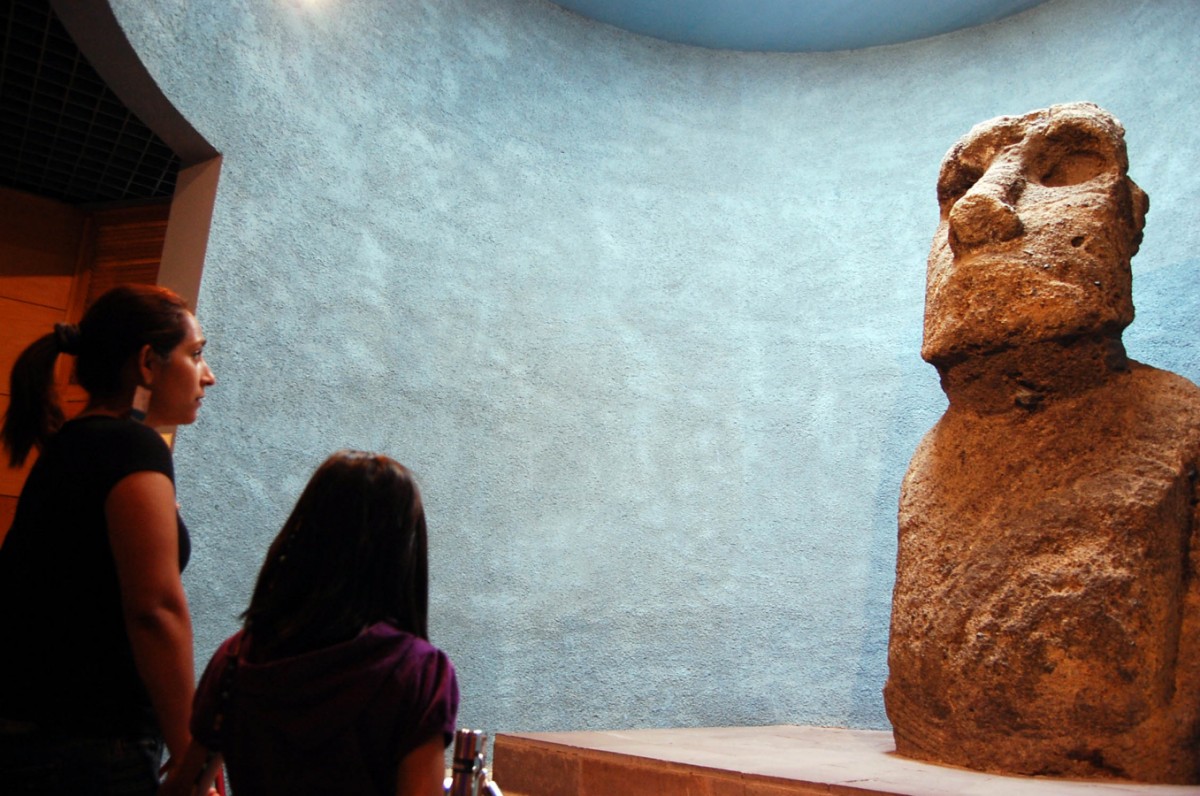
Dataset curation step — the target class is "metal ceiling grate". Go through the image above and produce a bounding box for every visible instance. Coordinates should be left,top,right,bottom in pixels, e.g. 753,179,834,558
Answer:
0,0,179,205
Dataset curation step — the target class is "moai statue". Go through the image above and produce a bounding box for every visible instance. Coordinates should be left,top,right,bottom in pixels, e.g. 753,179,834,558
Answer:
884,102,1200,784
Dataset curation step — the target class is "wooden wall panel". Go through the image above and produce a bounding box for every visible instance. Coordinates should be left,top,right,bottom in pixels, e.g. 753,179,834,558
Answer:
0,393,36,547
0,297,63,388
86,203,171,305
0,497,14,546
0,187,86,309
0,496,15,546
0,190,84,531
1,196,168,540
0,394,36,498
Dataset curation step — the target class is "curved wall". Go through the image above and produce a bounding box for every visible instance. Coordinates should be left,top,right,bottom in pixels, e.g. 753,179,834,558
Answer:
110,0,1200,733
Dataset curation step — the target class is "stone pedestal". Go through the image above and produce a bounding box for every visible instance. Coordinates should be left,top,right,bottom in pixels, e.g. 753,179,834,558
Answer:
491,725,1198,796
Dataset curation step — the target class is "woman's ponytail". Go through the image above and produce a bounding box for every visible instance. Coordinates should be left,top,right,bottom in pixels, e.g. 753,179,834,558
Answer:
2,332,68,467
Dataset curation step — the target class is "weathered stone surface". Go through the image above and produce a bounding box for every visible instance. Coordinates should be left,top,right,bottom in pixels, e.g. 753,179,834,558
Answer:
884,103,1200,784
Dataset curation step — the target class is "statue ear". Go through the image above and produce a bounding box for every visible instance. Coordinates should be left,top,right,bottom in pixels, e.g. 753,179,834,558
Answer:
1127,181,1149,256
1132,183,1149,232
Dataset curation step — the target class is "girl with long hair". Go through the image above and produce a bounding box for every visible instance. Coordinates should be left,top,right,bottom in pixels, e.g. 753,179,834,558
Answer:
178,450,459,796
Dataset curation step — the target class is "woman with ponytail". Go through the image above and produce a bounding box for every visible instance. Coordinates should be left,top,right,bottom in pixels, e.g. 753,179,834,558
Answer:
0,284,216,794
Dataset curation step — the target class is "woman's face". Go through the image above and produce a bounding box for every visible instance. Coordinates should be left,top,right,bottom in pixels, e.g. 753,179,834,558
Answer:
145,312,216,427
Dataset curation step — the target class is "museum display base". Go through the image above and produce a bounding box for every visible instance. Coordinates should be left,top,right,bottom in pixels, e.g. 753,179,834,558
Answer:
491,725,1198,796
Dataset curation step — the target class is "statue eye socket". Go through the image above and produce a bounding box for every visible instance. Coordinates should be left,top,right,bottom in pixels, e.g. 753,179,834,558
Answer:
938,165,983,206
1033,150,1109,187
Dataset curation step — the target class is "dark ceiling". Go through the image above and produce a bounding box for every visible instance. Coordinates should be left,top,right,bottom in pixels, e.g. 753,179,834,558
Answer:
0,0,178,206
0,0,1048,207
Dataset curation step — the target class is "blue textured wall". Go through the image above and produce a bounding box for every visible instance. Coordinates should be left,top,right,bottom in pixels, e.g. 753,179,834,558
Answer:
109,0,1199,734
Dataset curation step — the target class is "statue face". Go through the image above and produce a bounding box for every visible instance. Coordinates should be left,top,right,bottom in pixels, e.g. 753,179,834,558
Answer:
921,103,1147,366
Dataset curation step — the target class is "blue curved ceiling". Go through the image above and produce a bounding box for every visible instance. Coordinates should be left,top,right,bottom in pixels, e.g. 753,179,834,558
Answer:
549,0,1050,52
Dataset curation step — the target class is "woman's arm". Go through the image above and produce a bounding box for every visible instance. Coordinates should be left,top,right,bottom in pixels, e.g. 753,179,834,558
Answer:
396,736,446,796
107,470,195,760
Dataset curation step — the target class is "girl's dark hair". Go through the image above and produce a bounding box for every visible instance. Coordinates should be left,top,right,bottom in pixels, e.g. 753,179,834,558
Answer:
242,450,430,659
1,284,191,466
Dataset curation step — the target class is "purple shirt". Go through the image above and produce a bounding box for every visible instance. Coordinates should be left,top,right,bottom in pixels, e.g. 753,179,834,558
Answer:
192,622,459,795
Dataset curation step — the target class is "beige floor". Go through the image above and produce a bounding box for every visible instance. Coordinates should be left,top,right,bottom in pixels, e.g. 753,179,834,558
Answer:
491,725,1200,795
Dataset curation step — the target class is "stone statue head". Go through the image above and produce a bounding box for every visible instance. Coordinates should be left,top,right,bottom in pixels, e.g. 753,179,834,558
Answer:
921,102,1149,367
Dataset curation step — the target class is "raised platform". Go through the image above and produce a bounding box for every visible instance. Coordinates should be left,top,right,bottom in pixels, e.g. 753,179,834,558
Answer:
491,725,1200,796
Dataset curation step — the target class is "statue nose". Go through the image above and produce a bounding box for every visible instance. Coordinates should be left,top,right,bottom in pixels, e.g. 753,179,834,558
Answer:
948,168,1024,251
